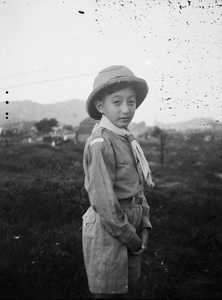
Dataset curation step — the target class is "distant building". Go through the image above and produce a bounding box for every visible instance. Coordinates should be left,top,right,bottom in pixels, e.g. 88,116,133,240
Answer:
75,117,98,143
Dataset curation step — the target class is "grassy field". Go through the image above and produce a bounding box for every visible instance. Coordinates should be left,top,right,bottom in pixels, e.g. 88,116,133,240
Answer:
0,133,222,299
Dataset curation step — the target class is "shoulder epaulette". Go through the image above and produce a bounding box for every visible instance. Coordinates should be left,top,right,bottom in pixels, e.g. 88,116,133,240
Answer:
89,127,105,147
90,137,104,146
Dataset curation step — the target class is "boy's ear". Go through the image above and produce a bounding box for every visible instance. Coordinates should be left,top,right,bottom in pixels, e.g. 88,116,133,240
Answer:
94,100,104,114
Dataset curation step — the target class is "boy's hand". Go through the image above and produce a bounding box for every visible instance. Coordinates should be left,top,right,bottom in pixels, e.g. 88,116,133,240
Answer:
131,228,149,256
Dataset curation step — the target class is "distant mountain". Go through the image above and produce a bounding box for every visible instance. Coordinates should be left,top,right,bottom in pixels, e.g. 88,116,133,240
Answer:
157,117,222,132
0,99,88,128
1,100,221,133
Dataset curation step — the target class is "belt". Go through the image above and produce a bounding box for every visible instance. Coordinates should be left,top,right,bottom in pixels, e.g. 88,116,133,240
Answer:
118,193,143,205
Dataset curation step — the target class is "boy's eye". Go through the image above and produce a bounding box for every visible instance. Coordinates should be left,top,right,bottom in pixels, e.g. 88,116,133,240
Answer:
129,99,136,105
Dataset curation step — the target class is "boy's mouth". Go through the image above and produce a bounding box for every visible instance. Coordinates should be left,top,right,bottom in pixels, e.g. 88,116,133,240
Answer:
120,117,130,121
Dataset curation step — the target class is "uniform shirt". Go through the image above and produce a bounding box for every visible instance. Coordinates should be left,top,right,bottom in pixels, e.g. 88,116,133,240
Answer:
83,127,152,251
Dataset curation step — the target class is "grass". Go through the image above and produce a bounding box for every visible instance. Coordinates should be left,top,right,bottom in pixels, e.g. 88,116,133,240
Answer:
0,135,222,299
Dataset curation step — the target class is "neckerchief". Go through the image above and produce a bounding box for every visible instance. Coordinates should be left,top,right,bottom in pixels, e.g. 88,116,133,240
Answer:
93,115,155,187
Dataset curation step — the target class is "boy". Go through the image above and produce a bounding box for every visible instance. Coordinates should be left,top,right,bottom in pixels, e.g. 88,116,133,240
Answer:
82,65,154,299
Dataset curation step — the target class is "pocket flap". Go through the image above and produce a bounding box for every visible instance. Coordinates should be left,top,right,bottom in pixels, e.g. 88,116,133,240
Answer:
116,154,133,165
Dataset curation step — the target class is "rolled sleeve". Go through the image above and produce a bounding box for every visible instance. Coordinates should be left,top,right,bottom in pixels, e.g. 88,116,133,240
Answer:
126,233,141,252
141,194,152,232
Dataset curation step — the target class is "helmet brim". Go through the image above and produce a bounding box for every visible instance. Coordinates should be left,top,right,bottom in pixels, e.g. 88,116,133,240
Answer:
86,76,149,120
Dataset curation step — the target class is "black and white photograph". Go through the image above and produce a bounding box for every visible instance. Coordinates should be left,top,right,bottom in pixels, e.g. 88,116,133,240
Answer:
0,0,221,298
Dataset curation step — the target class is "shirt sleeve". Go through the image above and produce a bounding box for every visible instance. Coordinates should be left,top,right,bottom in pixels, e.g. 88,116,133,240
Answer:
83,135,141,252
133,156,152,232
141,194,152,232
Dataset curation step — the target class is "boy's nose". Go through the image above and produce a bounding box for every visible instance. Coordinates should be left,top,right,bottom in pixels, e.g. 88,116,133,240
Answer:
121,103,130,114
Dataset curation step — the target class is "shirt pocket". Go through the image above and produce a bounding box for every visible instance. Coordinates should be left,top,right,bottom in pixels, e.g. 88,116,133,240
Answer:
115,152,139,184
82,207,97,237
116,153,134,165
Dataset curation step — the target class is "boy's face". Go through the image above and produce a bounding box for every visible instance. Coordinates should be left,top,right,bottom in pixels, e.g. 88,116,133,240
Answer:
95,86,136,129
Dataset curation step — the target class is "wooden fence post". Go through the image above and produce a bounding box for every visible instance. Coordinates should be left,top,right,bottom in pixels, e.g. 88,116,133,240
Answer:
160,132,164,165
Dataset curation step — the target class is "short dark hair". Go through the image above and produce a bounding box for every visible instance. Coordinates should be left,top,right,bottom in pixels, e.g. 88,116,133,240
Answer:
98,82,136,101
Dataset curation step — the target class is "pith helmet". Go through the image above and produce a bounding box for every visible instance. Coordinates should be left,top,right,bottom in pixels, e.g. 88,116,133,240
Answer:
86,65,149,120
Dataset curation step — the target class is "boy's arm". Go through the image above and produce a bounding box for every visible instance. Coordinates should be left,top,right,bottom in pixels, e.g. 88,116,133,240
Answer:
141,194,152,232
84,136,141,252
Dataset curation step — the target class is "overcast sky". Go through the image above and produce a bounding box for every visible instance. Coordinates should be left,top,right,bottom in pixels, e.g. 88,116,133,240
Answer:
0,0,221,125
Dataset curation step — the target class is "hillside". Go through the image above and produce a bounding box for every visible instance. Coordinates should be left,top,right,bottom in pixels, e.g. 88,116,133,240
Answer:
157,117,222,132
1,100,222,133
0,134,221,299
0,99,88,127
